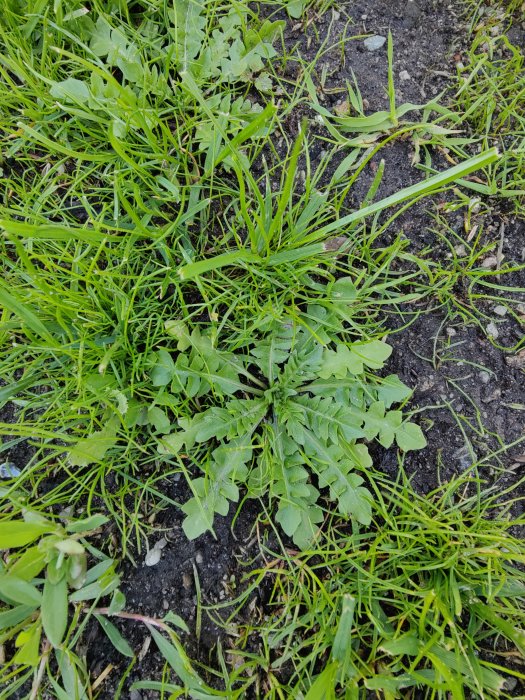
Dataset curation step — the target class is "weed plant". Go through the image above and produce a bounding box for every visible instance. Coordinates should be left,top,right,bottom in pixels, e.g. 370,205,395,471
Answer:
0,0,524,697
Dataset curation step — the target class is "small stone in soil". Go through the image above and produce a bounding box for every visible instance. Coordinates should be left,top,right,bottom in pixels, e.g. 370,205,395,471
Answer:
0,462,21,479
481,255,498,268
364,35,386,51
486,321,499,339
479,371,491,384
400,70,411,81
144,548,162,567
493,305,507,316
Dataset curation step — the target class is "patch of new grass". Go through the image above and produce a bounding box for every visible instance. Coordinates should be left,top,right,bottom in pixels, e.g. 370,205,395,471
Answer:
212,467,525,698
441,7,525,215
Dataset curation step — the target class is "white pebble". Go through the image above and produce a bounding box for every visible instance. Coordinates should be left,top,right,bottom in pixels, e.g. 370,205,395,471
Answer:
145,548,162,567
364,35,386,51
486,322,499,339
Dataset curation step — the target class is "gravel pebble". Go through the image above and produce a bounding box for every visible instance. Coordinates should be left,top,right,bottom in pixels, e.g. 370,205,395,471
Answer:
493,305,507,316
364,35,386,51
145,548,162,567
481,256,498,269
479,371,490,384
486,322,499,339
0,462,21,479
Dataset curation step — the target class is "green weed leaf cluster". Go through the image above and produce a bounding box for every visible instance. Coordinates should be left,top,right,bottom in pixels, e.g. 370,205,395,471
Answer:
0,512,129,691
151,281,424,547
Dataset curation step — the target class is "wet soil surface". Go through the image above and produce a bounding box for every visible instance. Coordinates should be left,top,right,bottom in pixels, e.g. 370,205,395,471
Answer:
1,0,524,697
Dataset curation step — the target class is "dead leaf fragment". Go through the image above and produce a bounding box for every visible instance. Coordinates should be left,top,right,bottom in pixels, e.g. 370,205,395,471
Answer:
334,100,351,117
506,349,525,369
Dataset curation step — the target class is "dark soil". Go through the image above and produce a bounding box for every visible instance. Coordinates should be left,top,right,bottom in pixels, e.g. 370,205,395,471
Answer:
83,497,269,698
1,0,524,697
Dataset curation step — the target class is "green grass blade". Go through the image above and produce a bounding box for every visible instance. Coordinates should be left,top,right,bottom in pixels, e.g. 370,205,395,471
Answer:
178,251,261,280
0,285,56,345
0,219,114,243
316,148,499,238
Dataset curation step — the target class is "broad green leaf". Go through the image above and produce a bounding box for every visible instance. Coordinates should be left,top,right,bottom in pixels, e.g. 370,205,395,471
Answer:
55,648,89,700
0,604,37,631
255,72,273,93
395,421,427,451
319,340,392,378
302,433,372,525
0,520,56,549
0,575,42,606
68,417,119,467
95,614,134,658
330,277,357,302
170,0,206,72
181,489,214,540
68,572,120,602
150,349,176,387
50,78,90,103
361,402,404,448
346,442,373,469
108,589,126,614
350,340,392,369
304,663,338,700
147,406,171,433
376,374,412,408
273,432,323,546
365,674,412,693
47,556,67,585
67,553,87,590
380,633,421,656
164,320,191,351
89,16,113,56
292,395,365,443
332,595,356,680
148,626,221,699
182,438,252,539
54,539,85,556
7,547,47,581
157,429,188,455
319,345,362,379
286,0,306,19
275,503,302,537
163,611,190,633
66,514,108,533
42,576,68,647
13,623,42,667
191,399,267,443
82,559,115,586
